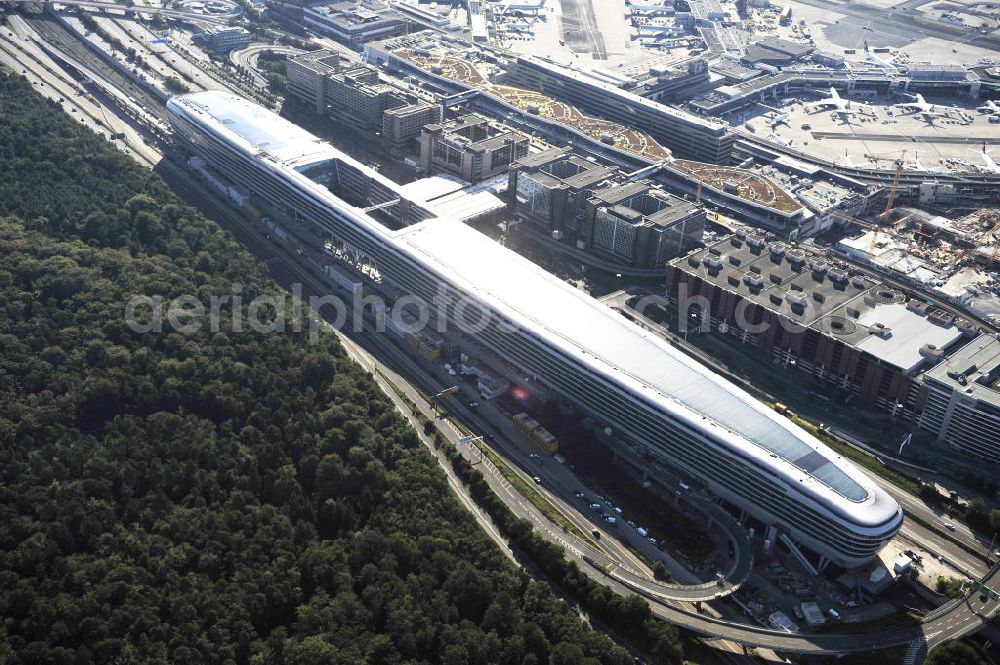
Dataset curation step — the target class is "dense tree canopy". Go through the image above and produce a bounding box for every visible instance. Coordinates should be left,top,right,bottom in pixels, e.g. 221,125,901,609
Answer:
0,71,678,664
925,641,988,665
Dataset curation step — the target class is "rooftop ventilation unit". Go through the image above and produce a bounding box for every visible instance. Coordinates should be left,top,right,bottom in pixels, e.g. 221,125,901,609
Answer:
869,322,893,338
919,343,944,358
786,291,807,306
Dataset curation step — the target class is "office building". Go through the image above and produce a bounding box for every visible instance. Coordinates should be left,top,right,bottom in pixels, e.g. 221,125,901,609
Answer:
508,148,616,235
418,114,530,183
193,26,251,53
919,335,1000,462
383,102,440,158
326,63,406,133
167,90,903,570
286,49,410,134
286,49,342,113
584,181,705,268
303,0,407,45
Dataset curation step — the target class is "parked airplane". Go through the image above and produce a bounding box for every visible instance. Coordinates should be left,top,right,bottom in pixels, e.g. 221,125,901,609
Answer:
974,142,1000,173
978,100,1000,114
863,48,894,69
806,88,864,117
758,103,790,127
977,100,1000,122
894,93,946,121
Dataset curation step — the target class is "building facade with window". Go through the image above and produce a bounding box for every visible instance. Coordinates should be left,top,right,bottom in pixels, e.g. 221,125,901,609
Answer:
168,90,903,571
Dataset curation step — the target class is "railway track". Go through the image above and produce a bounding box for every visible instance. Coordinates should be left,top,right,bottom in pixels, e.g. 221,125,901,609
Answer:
22,12,170,123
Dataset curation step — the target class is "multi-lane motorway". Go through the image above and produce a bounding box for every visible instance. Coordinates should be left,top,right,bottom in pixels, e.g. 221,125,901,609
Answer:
1,16,162,166
3,0,241,24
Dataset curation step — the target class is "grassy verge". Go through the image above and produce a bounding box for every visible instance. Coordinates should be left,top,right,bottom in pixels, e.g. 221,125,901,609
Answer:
374,367,597,547
475,443,596,546
936,576,964,599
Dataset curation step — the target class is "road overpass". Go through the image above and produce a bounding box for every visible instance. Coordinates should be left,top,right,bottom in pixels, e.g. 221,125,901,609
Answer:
229,42,303,87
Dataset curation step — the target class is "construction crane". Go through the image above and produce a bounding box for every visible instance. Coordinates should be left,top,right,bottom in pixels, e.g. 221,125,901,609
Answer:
878,150,906,222
983,219,1000,267
990,236,1000,267
823,208,886,257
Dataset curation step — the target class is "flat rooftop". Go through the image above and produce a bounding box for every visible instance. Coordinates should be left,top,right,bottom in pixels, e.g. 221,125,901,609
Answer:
591,181,698,227
396,219,897,519
172,90,337,167
854,303,963,372
675,234,963,372
379,41,672,161
924,334,1000,407
670,160,803,214
290,49,344,75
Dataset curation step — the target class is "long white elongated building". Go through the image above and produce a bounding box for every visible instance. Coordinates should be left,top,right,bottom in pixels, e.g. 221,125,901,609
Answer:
167,91,902,570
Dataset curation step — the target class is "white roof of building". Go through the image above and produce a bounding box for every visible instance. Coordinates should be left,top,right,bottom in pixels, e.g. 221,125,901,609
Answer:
838,230,904,260
170,90,899,530
855,303,962,372
396,218,899,525
173,91,337,167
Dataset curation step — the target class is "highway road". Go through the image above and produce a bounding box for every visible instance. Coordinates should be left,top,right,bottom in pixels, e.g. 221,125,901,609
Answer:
1,18,162,166
2,0,241,24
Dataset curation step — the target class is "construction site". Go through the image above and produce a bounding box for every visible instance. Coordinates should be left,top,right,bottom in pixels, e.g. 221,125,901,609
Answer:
816,150,1000,324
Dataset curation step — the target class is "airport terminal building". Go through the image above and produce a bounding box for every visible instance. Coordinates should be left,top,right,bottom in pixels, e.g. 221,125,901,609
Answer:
167,90,903,570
